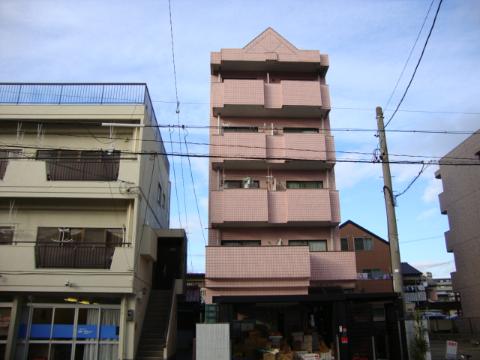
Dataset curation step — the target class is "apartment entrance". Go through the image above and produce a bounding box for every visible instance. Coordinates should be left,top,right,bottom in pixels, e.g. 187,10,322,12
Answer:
152,236,184,290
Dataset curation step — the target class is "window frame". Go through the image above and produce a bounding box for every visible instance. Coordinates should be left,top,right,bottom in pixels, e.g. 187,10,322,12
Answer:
288,240,327,252
340,238,349,251
286,181,323,189
354,237,373,251
221,240,261,247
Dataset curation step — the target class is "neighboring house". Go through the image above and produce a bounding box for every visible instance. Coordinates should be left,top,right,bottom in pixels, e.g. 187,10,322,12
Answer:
204,28,401,360
339,220,393,293
436,130,480,329
0,83,186,360
401,263,427,305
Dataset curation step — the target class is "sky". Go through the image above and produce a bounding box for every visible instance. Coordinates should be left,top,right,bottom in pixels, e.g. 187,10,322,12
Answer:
1,0,479,277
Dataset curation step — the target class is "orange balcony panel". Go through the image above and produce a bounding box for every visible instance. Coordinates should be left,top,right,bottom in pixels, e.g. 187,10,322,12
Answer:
284,133,327,161
223,79,265,106
210,189,268,224
211,133,266,163
281,80,322,107
286,189,335,223
310,251,357,281
206,246,311,280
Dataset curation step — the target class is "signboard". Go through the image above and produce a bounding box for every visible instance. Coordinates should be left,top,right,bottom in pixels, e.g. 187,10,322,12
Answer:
445,340,458,360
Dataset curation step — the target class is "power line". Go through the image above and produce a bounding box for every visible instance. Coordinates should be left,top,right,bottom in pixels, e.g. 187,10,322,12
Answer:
0,144,479,166
395,163,429,199
385,0,444,128
384,0,435,110
1,131,479,162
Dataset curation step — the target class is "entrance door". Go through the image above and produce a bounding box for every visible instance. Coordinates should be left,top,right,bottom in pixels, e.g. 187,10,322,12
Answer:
152,238,183,290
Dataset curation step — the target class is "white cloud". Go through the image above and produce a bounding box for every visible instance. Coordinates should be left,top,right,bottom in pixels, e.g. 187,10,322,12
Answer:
422,178,443,204
416,207,438,221
335,159,380,190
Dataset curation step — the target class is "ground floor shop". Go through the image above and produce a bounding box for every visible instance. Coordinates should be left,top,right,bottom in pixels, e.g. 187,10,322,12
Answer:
0,294,131,360
212,293,403,360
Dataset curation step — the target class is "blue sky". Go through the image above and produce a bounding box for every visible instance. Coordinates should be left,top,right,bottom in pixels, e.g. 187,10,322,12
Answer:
1,0,479,277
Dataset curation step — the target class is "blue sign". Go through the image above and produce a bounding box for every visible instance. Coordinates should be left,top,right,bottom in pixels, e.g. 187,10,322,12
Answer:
30,324,52,339
52,324,73,339
100,325,119,340
77,325,97,339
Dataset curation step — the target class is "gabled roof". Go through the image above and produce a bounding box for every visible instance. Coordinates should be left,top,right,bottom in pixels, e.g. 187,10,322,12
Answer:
401,262,423,276
339,219,389,245
243,27,298,54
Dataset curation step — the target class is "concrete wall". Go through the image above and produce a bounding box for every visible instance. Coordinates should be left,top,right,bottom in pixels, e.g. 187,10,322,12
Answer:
437,131,480,318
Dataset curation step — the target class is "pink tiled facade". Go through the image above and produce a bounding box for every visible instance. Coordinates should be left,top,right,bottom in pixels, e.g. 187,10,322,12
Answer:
206,28,354,304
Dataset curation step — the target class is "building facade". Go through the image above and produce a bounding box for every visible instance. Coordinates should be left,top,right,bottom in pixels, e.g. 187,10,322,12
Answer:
436,131,480,327
339,220,393,293
204,29,402,360
0,83,185,360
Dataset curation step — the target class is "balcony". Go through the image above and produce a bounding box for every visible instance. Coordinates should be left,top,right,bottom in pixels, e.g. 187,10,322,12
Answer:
210,132,335,169
205,247,357,298
210,189,340,226
439,192,447,214
445,230,453,252
212,79,330,118
35,243,120,269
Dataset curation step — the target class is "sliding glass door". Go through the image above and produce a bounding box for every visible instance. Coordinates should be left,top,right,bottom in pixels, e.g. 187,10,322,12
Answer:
16,304,120,360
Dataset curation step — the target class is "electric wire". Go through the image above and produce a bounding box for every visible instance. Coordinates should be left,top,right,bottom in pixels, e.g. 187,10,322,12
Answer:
384,0,444,127
384,0,435,110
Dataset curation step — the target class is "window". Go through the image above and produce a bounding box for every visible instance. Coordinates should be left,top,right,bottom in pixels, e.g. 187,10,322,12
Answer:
361,268,383,280
283,128,320,134
286,181,323,189
354,237,373,251
16,305,119,360
289,240,327,252
221,240,261,247
0,226,14,244
37,150,120,181
341,238,349,251
0,149,22,180
224,179,260,189
222,126,258,133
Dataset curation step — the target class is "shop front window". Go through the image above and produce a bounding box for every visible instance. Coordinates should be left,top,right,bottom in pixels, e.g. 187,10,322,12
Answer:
16,305,119,360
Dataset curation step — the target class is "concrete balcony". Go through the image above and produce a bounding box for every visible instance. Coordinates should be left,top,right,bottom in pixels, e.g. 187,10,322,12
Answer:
210,132,335,169
439,192,447,214
205,247,357,300
445,230,453,252
210,189,340,226
0,243,135,293
210,189,269,224
310,251,357,282
212,79,330,118
0,158,139,199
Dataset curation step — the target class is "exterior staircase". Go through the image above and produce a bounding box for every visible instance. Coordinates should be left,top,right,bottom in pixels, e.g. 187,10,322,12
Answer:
137,289,172,360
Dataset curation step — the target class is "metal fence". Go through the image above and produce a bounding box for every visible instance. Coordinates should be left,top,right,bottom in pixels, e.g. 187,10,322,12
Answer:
35,243,127,269
0,83,147,105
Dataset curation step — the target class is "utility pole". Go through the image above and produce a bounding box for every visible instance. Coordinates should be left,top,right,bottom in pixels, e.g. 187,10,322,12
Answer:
376,107,405,298
376,106,407,360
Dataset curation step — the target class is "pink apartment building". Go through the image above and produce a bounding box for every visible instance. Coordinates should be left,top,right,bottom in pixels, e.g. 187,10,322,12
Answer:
204,28,402,360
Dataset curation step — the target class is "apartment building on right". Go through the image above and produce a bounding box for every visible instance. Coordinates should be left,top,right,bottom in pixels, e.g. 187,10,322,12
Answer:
436,130,480,329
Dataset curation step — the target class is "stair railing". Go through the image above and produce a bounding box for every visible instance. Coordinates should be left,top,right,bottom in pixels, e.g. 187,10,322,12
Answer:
163,279,178,359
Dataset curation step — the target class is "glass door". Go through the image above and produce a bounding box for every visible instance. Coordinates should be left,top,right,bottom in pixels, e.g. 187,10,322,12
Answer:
16,305,119,360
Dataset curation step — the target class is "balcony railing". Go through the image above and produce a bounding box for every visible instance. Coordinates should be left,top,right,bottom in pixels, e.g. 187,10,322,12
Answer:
35,243,128,269
210,188,340,225
210,132,335,166
212,79,330,117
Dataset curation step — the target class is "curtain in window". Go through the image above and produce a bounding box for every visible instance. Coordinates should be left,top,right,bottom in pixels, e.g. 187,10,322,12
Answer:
364,239,373,250
82,309,98,360
98,309,119,360
309,241,327,252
